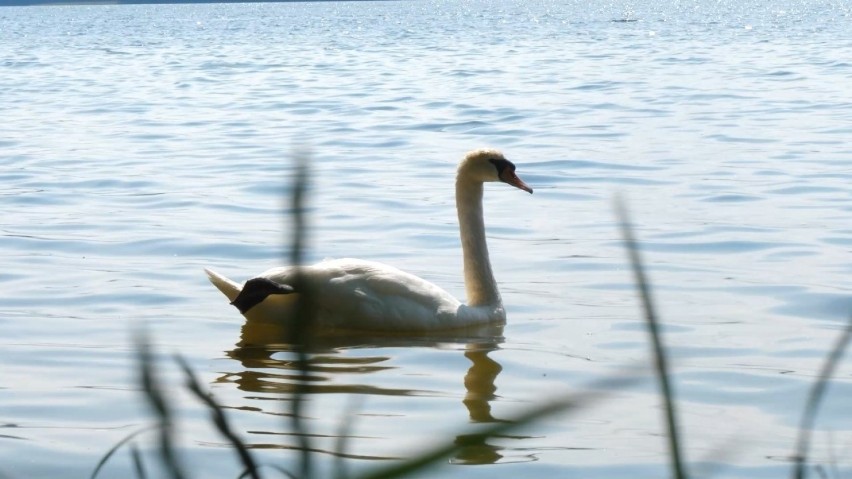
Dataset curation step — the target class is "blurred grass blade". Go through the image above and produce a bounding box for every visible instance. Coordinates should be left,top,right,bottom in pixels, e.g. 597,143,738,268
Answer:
175,355,261,479
791,315,852,479
136,330,187,479
90,425,157,479
238,465,298,479
615,198,688,479
130,442,147,479
356,375,637,479
288,149,309,270
286,149,314,479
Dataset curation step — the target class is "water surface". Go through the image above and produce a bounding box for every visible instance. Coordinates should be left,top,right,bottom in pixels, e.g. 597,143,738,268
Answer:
1,1,851,477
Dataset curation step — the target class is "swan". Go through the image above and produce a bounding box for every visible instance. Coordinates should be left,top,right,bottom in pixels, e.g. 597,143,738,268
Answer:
205,148,533,332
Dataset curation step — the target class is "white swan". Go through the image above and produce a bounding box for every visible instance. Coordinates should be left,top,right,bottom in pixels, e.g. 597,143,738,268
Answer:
205,148,533,332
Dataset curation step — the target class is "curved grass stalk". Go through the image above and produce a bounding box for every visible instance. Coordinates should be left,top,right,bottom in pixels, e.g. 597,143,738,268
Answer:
355,374,637,479
615,197,688,479
89,425,157,479
175,355,261,479
791,316,852,479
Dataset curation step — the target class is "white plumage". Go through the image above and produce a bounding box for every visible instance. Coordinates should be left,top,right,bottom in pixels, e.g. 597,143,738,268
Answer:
205,148,533,332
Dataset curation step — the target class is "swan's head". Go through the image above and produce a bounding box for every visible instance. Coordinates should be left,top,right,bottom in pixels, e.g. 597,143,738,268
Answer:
458,149,533,194
231,277,294,314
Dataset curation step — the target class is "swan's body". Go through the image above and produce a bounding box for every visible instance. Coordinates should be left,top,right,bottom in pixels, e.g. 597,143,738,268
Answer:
205,148,532,332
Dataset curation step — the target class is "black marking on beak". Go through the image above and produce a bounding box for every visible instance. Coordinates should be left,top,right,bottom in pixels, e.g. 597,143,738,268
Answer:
488,157,515,176
490,158,533,193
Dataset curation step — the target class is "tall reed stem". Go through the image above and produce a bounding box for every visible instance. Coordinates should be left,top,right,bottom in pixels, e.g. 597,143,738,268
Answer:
616,198,688,479
791,316,852,479
287,151,313,479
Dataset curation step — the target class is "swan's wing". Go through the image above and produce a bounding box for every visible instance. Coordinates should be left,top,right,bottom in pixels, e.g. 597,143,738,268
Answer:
261,258,462,330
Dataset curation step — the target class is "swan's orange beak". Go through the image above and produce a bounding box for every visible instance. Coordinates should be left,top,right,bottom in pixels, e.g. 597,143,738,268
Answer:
501,170,533,194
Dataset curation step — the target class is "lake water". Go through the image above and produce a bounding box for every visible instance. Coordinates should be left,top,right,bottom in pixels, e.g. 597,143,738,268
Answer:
2,0,851,477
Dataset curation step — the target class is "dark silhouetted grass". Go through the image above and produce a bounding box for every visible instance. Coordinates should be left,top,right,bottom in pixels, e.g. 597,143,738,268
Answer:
616,197,688,479
175,355,261,479
284,150,314,479
130,442,147,479
90,425,156,479
137,328,186,479
792,315,852,479
353,375,636,479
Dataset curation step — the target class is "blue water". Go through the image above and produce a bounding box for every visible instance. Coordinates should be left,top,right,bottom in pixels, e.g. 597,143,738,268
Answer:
2,1,851,478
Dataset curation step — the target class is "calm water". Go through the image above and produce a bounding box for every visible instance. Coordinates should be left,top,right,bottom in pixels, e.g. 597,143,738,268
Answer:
2,0,851,477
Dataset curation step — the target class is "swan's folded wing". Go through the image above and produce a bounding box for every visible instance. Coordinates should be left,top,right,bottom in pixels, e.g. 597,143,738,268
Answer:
250,258,462,330
313,259,461,330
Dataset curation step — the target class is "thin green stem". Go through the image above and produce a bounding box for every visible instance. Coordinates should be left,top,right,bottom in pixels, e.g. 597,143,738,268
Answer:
287,150,313,479
615,198,688,479
791,315,852,479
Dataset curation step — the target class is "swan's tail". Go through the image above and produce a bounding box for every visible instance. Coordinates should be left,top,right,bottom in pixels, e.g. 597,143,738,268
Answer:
204,268,242,302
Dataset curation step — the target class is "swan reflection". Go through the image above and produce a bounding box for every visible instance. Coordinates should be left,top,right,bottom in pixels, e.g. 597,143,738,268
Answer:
220,316,517,465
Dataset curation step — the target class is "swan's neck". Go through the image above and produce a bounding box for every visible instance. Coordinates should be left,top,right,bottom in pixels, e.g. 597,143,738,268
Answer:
456,177,501,307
